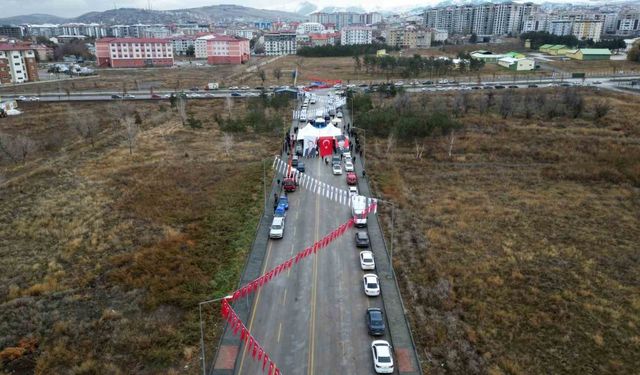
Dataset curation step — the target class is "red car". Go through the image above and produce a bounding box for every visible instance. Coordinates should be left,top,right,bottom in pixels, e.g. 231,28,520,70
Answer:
346,172,358,185
283,178,297,192
151,94,161,99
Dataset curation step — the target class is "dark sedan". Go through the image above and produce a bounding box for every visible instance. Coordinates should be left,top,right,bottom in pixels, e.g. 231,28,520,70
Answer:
366,308,385,336
355,231,370,248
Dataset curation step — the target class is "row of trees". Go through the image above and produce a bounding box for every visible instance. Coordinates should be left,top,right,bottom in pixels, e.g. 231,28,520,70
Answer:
353,53,485,79
215,97,287,133
520,31,626,50
297,44,398,57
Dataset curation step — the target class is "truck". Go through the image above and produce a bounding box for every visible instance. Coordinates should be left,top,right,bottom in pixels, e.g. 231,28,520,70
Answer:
206,82,219,90
351,195,368,227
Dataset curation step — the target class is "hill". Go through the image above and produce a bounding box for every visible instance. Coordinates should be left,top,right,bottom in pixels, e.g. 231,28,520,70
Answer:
0,5,305,26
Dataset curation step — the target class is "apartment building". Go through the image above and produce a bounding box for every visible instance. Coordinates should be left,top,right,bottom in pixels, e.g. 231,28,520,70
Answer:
264,32,297,55
341,26,373,45
0,43,39,84
60,23,108,38
387,26,435,49
0,26,25,39
424,2,539,36
168,34,199,55
194,34,250,64
296,22,325,34
615,12,640,36
310,12,383,29
573,20,604,42
95,38,173,68
547,19,574,36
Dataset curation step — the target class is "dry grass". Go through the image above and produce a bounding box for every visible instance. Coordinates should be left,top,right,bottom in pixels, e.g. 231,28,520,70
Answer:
0,98,284,373
366,89,640,374
544,58,640,75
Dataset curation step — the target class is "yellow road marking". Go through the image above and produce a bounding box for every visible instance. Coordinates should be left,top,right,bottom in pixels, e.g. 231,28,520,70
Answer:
237,241,274,375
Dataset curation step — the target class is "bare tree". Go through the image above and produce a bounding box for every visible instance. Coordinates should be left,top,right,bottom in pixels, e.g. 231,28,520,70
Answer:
385,133,396,155
72,112,99,147
414,139,425,160
563,88,584,119
177,95,188,125
452,93,465,117
594,100,611,120
447,129,455,158
273,68,282,83
0,133,36,164
222,133,234,156
393,94,410,115
521,94,534,119
499,92,513,119
225,96,234,117
122,116,138,155
257,69,266,86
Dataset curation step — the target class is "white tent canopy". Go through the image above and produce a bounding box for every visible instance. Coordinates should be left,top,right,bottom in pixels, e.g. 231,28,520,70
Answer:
296,122,342,156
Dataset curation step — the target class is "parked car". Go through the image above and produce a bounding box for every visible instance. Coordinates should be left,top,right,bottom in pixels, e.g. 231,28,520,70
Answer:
336,112,343,118
231,92,241,97
332,163,343,175
363,274,380,296
28,96,40,101
344,160,354,172
355,231,370,248
283,178,297,192
371,340,394,373
124,94,135,99
111,94,122,99
528,84,539,88
240,86,250,90
494,85,505,89
278,195,289,210
349,186,359,196
291,155,299,167
151,94,161,99
296,161,305,173
508,85,518,89
346,172,358,185
229,86,239,90
18,96,28,101
366,308,385,335
269,217,285,239
189,87,199,91
360,251,375,270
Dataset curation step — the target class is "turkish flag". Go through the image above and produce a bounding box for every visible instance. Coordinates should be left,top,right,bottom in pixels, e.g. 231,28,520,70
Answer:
318,137,334,158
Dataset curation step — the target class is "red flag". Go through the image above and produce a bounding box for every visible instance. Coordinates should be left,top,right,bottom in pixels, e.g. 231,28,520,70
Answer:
274,368,281,375
295,251,303,263
232,290,241,302
318,136,334,158
257,347,264,361
258,275,266,287
252,341,258,358
233,320,241,335
247,336,254,353
221,301,230,318
268,362,275,375
262,354,269,371
240,326,247,341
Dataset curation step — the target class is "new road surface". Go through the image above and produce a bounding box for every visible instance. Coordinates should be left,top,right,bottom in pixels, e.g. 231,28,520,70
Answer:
210,91,421,375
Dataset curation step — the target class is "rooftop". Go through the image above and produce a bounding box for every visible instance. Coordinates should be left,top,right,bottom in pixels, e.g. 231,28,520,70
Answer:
96,37,171,44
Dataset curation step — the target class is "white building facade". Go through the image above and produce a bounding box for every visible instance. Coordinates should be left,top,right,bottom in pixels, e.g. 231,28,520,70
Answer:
340,26,373,45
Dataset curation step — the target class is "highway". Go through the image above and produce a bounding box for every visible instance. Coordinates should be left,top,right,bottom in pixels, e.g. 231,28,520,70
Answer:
232,93,387,375
2,75,638,103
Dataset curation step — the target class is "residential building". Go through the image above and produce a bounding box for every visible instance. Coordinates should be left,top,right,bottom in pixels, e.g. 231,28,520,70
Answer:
566,48,611,60
194,34,250,64
296,22,325,34
387,25,435,49
547,19,573,36
424,2,539,36
60,23,108,38
432,28,449,42
0,25,25,39
310,12,383,30
168,34,199,55
573,20,603,42
95,37,173,68
254,21,273,30
143,27,171,39
264,32,297,55
416,29,433,48
522,13,549,32
615,12,640,36
0,43,39,84
226,29,257,39
341,26,373,45
32,44,54,61
175,24,210,35
24,24,60,38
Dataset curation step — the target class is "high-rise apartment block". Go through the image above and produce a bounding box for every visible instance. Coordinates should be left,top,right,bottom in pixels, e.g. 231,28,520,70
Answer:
0,43,39,84
310,12,382,30
340,26,373,45
264,32,297,55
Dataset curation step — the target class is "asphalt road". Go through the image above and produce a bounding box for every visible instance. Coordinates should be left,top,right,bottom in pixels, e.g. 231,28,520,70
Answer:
232,93,387,375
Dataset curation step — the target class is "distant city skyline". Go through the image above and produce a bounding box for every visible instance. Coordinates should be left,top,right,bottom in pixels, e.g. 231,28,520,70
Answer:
1,0,583,19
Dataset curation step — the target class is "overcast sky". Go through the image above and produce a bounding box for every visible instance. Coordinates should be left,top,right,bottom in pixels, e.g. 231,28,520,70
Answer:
3,0,574,18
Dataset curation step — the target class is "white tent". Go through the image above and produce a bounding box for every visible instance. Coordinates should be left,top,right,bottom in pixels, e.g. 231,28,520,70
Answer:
296,123,342,156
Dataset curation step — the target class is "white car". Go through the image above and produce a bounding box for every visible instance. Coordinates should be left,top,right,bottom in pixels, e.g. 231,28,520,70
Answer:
332,163,343,175
29,96,40,101
348,186,359,196
240,86,250,90
18,96,27,101
336,112,343,118
360,251,375,270
269,217,285,239
344,161,354,172
124,94,135,99
229,86,239,90
363,274,380,296
343,152,351,159
310,98,316,104
371,340,394,374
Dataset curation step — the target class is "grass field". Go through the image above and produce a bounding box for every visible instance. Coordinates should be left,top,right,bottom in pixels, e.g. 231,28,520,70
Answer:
365,89,640,374
0,99,284,373
544,58,640,75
